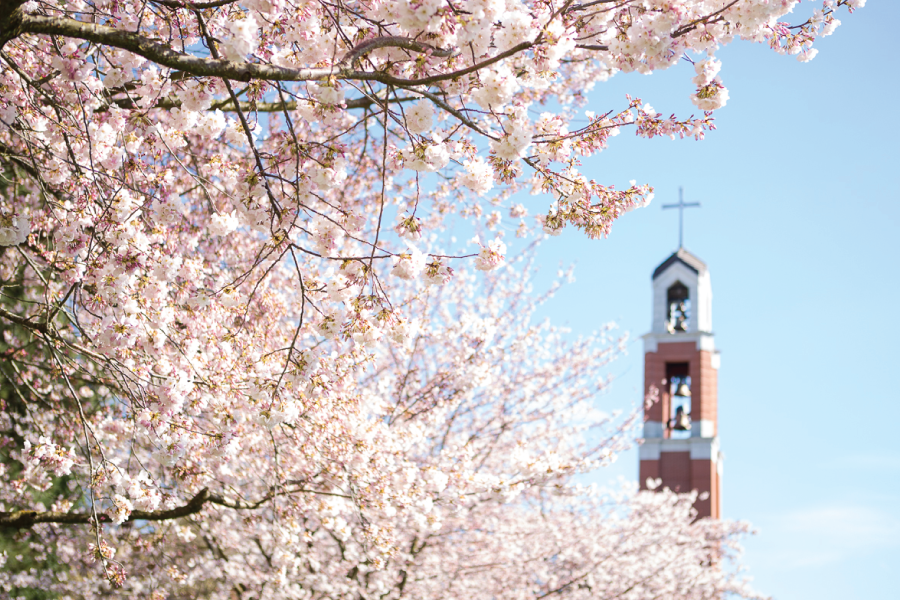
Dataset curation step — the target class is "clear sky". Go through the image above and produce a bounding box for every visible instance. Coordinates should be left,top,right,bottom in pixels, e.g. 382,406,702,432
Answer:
518,3,899,599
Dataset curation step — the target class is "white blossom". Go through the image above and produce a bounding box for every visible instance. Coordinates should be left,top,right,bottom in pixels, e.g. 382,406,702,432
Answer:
405,101,434,135
474,238,507,271
0,209,29,246
209,210,240,236
222,15,260,62
391,246,427,280
459,157,494,195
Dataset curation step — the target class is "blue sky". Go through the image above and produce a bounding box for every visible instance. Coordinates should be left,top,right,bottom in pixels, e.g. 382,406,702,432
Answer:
519,3,899,599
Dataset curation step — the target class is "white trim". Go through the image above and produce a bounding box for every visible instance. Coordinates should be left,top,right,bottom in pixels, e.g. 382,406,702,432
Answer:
688,437,719,460
641,331,716,354
697,334,716,352
692,420,716,438
659,438,691,452
643,421,664,439
638,437,721,462
711,351,721,370
639,440,661,460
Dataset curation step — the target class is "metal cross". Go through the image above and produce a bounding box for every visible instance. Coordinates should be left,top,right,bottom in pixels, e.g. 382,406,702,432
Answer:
662,187,701,249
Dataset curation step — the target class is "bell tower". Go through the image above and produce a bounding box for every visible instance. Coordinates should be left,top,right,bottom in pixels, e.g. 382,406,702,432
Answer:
639,248,722,519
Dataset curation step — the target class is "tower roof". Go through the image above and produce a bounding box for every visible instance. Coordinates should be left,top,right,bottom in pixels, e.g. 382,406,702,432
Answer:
652,248,707,280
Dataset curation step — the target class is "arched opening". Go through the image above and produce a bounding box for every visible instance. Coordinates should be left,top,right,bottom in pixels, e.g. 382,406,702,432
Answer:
667,281,690,333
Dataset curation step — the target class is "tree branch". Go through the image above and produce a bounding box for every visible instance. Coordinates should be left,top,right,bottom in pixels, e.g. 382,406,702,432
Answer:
670,0,739,38
340,36,460,66
0,488,212,530
0,0,26,48
105,94,417,112
11,13,533,87
151,0,241,8
0,484,349,531
16,14,335,81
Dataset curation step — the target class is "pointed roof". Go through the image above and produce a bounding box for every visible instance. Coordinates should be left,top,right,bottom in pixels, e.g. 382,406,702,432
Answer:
652,248,707,280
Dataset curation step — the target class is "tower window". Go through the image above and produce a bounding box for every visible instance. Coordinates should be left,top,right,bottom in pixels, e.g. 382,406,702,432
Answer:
667,281,690,333
666,362,691,439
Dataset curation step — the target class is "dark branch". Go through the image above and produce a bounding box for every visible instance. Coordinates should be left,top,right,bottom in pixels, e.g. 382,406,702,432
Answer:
18,15,335,81
0,484,346,531
100,87,419,112
340,36,460,66
10,13,533,87
0,488,212,531
151,0,241,8
11,15,461,85
0,0,27,48
670,0,739,38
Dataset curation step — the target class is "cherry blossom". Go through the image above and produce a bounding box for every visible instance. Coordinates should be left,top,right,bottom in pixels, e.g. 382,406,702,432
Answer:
0,0,860,594
474,237,508,270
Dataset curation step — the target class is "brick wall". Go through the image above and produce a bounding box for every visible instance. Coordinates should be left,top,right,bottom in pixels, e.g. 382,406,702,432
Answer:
659,451,691,493
691,459,719,519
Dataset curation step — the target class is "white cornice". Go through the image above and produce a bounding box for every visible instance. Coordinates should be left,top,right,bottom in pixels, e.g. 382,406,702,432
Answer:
641,331,717,353
639,437,720,461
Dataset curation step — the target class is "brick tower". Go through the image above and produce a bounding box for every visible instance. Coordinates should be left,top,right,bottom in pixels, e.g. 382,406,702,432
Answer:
639,248,722,519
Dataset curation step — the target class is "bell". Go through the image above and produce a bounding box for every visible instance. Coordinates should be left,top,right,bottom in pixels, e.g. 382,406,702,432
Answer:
674,382,691,397
672,408,691,431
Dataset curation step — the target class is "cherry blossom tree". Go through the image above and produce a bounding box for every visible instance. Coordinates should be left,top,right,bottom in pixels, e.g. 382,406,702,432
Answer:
2,253,763,597
0,0,858,595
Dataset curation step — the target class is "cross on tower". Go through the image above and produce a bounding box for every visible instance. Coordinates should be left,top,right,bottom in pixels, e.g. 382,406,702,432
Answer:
662,187,701,249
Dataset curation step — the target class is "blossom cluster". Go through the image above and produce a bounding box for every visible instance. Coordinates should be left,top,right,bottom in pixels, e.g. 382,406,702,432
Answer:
23,437,77,477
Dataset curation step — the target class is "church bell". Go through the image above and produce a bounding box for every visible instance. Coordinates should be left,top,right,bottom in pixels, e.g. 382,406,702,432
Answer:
672,408,691,431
